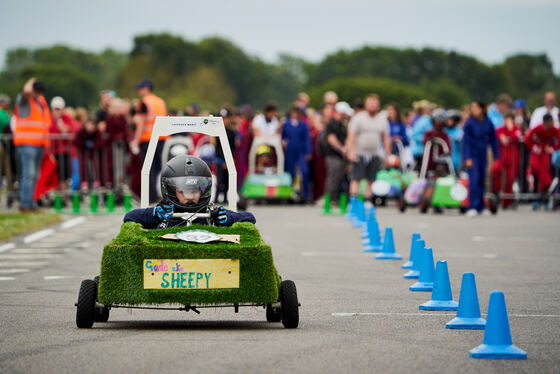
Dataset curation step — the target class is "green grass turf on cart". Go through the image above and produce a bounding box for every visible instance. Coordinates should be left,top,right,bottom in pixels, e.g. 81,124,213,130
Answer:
97,222,281,306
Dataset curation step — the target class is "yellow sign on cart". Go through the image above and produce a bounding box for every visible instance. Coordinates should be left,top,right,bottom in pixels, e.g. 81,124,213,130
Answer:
143,259,240,290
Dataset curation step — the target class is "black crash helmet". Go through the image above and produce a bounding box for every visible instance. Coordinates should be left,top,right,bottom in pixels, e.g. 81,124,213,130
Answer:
161,155,212,212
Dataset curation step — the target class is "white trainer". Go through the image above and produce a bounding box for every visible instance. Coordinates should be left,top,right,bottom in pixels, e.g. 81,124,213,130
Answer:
466,209,478,218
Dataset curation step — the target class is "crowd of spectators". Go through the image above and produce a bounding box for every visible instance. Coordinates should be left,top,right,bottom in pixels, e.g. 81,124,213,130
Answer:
0,78,559,213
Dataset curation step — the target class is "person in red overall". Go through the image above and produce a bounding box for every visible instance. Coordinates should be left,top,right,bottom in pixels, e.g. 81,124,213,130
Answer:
491,113,523,208
524,113,560,209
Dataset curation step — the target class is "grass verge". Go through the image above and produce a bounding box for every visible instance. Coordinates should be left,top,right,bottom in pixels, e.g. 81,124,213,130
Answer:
0,212,61,242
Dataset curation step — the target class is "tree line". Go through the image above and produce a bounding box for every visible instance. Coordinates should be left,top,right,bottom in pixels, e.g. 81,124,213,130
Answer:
1,32,557,111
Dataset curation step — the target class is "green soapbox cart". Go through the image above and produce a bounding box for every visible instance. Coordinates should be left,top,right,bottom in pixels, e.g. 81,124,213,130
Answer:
75,116,299,329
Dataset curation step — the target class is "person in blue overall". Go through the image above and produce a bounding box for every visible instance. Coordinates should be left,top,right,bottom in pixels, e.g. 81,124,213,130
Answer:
462,101,499,218
124,155,255,229
282,106,312,202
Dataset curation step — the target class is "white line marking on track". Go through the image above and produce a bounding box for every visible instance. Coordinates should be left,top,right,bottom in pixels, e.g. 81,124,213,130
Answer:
0,261,48,266
332,312,560,318
0,254,62,260
0,243,16,253
44,275,73,280
332,312,455,317
0,277,15,281
23,229,55,244
0,269,30,274
301,252,357,257
11,248,68,254
471,236,485,242
61,217,86,229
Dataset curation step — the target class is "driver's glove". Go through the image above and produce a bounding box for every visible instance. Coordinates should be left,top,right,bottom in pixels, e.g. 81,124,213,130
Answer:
210,206,228,226
153,203,174,222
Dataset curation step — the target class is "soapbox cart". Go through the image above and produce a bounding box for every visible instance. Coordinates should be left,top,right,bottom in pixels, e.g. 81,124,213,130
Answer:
75,116,299,329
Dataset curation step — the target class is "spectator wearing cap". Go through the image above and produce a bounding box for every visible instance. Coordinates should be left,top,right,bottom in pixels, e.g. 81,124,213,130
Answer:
488,93,512,129
530,91,559,129
13,78,51,211
524,113,560,209
131,79,167,203
252,103,279,137
49,96,75,187
513,99,530,133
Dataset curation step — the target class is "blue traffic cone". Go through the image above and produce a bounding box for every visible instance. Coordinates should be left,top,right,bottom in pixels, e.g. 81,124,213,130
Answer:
352,199,366,228
446,272,486,329
363,218,383,252
469,291,527,359
403,239,424,279
375,227,402,260
402,233,420,269
419,260,458,310
410,247,435,291
361,206,376,240
345,196,356,221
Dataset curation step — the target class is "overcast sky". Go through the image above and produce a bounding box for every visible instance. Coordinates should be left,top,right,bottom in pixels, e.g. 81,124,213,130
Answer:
3,0,559,72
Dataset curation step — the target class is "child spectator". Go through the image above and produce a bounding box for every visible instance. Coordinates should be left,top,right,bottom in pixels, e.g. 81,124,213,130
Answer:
524,113,560,209
491,112,523,208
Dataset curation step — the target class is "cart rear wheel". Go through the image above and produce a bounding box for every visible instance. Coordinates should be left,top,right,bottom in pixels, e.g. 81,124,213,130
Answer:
76,279,97,328
266,303,282,322
280,280,299,328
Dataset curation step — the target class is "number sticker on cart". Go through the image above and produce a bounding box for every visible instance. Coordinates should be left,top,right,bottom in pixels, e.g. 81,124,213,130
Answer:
143,259,239,289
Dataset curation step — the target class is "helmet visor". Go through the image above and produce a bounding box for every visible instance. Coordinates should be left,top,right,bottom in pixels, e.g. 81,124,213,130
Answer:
163,176,212,207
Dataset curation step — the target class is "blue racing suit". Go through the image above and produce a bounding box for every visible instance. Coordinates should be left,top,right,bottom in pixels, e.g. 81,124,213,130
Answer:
462,116,499,212
282,119,312,200
124,205,256,230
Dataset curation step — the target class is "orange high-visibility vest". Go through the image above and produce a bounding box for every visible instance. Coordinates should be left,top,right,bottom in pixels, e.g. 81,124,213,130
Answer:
139,93,168,142
14,95,51,148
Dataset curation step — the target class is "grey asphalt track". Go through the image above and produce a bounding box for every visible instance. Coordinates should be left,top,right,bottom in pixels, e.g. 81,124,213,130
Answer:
0,205,559,373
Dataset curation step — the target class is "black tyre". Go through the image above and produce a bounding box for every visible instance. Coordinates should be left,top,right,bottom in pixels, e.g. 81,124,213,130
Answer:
419,198,429,214
487,194,499,215
76,279,97,328
266,303,282,322
94,305,110,323
397,196,406,213
279,280,299,328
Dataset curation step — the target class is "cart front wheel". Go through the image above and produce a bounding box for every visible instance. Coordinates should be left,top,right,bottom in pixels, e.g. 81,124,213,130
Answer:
76,279,97,328
94,305,110,323
280,280,299,328
266,303,282,322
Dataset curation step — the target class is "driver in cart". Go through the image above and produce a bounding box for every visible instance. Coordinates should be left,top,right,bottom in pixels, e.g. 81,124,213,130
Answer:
124,155,256,229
